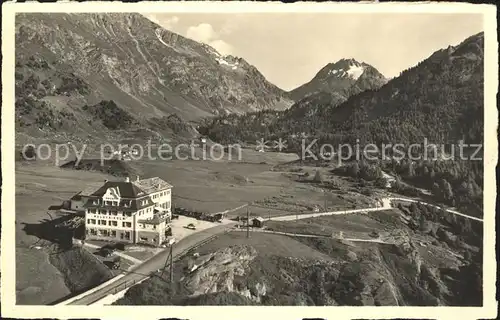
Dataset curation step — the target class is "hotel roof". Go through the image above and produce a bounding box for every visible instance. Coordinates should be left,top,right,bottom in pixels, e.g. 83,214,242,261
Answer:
133,177,172,194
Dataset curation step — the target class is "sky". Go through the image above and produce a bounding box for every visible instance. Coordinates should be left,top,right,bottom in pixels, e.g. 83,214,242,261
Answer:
144,13,483,91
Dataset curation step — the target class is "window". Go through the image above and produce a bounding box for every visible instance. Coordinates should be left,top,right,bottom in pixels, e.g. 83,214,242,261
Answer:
100,210,106,215
112,221,118,227
93,199,98,205
125,232,131,240
87,219,91,224
112,210,118,215
111,230,116,237
122,222,132,228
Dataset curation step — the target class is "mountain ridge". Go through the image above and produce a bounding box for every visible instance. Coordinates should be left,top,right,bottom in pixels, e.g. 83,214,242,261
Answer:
200,32,484,148
15,13,294,144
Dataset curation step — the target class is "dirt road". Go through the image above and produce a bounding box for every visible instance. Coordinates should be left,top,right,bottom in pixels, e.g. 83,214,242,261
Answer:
267,196,483,222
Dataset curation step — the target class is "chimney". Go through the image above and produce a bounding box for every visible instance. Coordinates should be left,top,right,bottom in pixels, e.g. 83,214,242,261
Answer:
125,177,130,183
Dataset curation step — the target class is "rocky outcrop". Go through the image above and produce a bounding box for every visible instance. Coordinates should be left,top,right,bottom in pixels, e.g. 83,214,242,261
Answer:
183,246,267,302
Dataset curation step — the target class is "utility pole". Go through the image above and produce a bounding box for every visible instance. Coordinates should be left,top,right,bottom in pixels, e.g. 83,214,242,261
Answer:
169,244,174,285
160,238,176,287
160,245,172,279
246,208,250,238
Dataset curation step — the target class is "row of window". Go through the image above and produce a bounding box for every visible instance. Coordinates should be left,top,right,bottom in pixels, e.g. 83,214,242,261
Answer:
139,223,157,229
91,199,133,207
87,229,131,240
87,209,133,217
152,190,170,199
138,207,154,216
87,219,132,228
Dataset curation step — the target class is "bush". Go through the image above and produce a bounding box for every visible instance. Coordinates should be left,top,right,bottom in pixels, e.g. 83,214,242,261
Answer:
82,100,136,130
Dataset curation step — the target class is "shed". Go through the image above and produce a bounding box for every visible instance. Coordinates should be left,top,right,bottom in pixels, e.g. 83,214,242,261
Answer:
251,217,265,228
70,193,84,211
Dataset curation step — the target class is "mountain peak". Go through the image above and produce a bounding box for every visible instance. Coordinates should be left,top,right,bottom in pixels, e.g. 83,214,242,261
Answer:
289,58,386,101
320,58,367,80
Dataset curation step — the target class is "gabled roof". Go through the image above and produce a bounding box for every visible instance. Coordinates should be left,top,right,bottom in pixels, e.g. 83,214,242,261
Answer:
80,182,106,197
70,193,82,201
90,181,145,198
82,177,172,211
252,217,265,222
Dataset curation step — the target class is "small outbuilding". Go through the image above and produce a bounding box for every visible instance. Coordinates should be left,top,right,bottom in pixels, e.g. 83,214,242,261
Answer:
70,193,84,211
251,216,265,228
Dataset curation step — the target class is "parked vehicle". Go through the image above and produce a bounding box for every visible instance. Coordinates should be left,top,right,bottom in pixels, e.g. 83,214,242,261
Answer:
186,223,196,230
105,256,121,269
115,243,126,251
100,247,115,257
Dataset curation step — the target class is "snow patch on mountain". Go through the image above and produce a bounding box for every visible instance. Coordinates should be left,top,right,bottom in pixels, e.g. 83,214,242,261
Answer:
155,29,174,49
328,69,347,77
327,63,365,80
346,64,365,80
215,56,239,70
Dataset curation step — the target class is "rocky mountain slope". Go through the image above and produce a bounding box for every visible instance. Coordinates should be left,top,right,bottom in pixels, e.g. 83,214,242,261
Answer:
15,13,293,144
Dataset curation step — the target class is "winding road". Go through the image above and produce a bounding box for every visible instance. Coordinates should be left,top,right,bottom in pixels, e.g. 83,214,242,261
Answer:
233,228,390,244
267,197,483,222
58,193,481,305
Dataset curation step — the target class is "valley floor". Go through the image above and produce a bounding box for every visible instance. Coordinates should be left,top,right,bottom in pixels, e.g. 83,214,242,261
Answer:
14,148,482,305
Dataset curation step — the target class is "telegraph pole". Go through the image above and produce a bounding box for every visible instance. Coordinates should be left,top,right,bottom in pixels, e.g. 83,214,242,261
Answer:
160,238,176,288
169,244,174,285
160,249,170,278
246,208,250,238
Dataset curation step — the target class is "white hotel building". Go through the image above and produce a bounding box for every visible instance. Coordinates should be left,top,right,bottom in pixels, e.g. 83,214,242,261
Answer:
76,176,173,246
